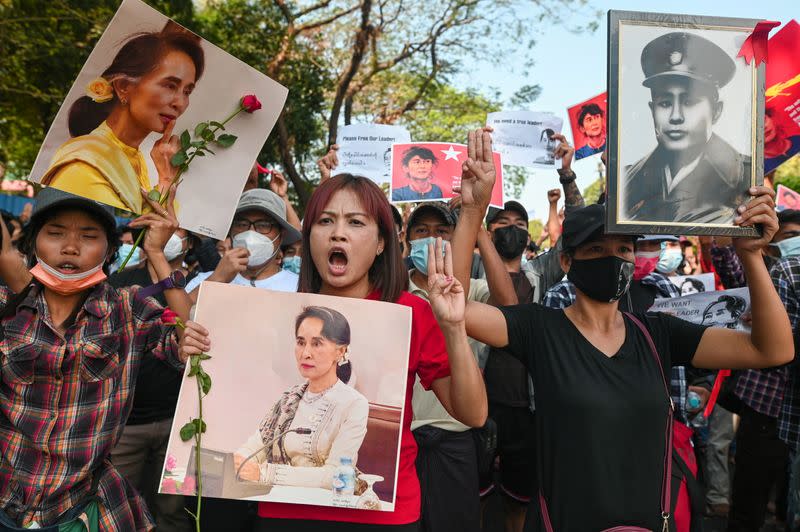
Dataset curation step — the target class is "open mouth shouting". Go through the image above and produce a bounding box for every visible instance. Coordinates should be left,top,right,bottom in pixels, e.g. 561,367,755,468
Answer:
56,261,82,275
328,247,349,276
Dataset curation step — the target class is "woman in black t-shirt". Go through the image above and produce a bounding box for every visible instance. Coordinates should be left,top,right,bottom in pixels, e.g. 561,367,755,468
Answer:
431,130,794,532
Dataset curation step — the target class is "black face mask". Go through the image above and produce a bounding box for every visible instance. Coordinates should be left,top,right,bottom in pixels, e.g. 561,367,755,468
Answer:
567,255,634,303
494,226,529,260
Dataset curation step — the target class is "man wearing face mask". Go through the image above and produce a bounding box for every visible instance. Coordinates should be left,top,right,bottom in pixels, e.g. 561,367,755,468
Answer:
405,202,514,532
185,189,302,300
107,227,195,531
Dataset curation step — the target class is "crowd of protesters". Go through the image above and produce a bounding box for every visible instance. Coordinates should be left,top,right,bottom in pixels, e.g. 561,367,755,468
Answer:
0,125,798,532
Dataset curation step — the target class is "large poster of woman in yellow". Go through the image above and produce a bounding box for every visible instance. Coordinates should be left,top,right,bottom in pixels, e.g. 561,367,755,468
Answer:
30,0,288,240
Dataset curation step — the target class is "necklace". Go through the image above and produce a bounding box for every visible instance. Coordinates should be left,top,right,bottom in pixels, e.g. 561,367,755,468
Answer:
302,381,337,403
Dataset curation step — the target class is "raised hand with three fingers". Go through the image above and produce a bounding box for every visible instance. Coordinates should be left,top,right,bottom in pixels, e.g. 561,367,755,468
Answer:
426,237,465,328
458,129,496,214
317,144,339,184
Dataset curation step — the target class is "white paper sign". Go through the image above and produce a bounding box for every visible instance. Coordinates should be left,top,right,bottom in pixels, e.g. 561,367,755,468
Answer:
486,111,564,168
336,124,411,185
670,273,716,296
650,287,750,331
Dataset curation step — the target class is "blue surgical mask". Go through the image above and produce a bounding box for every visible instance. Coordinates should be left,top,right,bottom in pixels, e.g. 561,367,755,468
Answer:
282,255,301,274
656,243,683,274
112,244,142,273
409,237,437,274
773,235,800,258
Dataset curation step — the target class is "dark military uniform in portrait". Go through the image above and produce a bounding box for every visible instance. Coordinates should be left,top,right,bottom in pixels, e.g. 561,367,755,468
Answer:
623,134,751,224
621,31,752,225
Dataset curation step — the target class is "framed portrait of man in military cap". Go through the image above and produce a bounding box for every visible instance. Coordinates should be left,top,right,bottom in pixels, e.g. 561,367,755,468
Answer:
606,10,765,237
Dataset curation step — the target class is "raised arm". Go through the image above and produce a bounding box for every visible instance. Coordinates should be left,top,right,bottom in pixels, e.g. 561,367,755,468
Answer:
551,133,585,214
693,186,794,369
269,171,302,231
450,129,497,298
426,237,488,428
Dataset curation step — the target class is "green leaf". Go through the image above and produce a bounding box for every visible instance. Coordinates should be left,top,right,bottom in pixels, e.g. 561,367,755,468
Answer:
201,373,212,395
193,418,207,434
179,421,196,441
209,121,226,130
170,151,188,167
216,134,237,148
201,128,215,142
199,354,212,360
190,141,204,148
147,189,161,202
194,122,208,137
188,365,199,377
180,130,190,150
195,151,205,156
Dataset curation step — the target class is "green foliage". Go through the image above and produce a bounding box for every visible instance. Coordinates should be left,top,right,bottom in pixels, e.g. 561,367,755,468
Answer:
582,176,605,205
774,155,800,192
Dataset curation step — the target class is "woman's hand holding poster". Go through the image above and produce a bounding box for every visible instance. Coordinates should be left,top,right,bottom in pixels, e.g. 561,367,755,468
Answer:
29,0,288,240
161,282,411,511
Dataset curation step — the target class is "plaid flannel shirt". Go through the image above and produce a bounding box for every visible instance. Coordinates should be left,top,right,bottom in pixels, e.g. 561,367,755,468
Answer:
772,257,800,450
543,272,689,423
0,282,180,530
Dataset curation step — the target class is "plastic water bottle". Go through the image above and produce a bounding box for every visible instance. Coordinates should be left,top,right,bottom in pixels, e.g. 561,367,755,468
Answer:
687,390,706,428
333,457,355,497
687,390,702,410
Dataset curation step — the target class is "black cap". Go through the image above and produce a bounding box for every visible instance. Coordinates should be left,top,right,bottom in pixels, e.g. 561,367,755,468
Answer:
562,204,606,250
641,32,735,91
31,187,117,233
487,201,529,225
406,203,456,233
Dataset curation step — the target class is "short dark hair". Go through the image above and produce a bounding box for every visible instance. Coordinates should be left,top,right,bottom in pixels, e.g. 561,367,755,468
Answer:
778,209,800,227
390,204,403,230
681,278,705,293
578,103,604,127
401,146,437,167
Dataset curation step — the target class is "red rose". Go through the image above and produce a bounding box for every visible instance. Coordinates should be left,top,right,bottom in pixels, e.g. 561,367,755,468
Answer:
161,308,179,326
241,94,262,113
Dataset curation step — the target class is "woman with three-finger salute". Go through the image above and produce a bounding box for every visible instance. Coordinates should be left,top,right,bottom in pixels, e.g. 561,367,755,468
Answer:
445,127,793,531
0,186,199,531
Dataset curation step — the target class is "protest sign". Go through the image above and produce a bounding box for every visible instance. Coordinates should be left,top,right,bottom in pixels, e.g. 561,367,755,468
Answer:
567,92,607,160
766,20,800,174
336,124,411,187
29,0,287,239
161,282,411,510
670,273,716,296
650,287,750,332
777,184,800,211
485,111,564,168
389,142,504,207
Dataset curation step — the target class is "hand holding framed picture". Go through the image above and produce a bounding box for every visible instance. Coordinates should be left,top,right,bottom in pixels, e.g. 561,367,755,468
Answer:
606,10,765,237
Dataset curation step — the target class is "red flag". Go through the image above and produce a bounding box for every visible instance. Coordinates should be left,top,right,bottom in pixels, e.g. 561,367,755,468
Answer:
738,20,781,65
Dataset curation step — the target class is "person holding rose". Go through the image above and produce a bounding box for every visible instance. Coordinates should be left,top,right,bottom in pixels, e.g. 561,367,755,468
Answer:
41,24,205,214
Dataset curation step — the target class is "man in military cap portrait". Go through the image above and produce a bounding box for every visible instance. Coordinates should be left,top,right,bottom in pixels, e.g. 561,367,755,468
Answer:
623,32,751,224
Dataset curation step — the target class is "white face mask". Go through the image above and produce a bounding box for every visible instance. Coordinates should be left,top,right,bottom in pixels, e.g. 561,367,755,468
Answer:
232,230,279,267
164,233,188,262
36,256,105,281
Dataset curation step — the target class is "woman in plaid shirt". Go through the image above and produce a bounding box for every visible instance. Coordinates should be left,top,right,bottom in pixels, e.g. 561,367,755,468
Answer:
0,187,205,531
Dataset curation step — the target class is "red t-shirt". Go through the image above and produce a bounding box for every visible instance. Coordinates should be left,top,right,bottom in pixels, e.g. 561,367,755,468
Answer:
258,290,451,524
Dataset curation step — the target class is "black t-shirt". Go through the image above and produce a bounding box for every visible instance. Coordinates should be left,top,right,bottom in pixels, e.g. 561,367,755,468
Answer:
108,266,186,425
500,303,707,531
484,271,535,406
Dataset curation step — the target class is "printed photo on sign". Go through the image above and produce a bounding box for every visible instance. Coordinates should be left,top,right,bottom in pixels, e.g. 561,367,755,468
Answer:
29,0,288,239
650,287,750,331
389,142,504,208
160,282,411,511
777,184,800,212
669,272,716,296
765,20,800,174
567,92,607,161
336,124,411,187
486,111,564,168
606,11,764,237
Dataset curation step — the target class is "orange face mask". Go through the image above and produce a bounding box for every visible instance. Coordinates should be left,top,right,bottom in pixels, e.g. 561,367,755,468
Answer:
30,259,107,296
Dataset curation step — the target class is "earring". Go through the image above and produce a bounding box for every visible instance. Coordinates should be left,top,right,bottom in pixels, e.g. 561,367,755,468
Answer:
120,98,127,105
